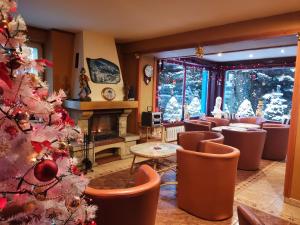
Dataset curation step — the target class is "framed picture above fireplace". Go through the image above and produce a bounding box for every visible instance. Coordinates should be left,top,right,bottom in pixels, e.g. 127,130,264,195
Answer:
86,58,121,84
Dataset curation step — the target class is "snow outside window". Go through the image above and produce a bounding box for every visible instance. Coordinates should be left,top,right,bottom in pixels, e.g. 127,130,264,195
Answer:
157,62,207,122
28,47,39,75
223,67,295,122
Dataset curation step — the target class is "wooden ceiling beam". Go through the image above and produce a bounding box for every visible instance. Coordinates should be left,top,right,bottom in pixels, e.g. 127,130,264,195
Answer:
119,11,300,54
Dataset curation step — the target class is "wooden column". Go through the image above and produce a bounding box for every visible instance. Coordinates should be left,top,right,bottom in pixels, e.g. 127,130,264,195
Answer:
284,33,300,205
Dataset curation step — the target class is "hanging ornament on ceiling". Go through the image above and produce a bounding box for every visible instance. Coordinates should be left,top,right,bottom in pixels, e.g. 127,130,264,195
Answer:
34,159,58,182
195,46,205,58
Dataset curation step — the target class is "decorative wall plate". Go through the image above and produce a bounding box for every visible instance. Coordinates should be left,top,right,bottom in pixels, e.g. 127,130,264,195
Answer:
101,87,116,101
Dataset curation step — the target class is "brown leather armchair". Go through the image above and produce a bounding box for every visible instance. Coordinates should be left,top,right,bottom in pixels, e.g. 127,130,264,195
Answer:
184,120,211,131
223,129,266,170
201,116,230,127
237,205,265,225
177,131,224,151
262,123,290,161
177,142,240,220
85,165,160,225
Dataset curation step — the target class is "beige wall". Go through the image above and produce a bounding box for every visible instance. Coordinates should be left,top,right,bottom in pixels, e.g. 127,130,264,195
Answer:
72,31,124,101
138,56,155,121
139,56,155,112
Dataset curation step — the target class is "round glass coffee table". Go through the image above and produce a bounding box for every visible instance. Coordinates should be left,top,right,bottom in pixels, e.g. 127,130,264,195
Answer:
212,126,248,132
130,142,181,174
229,123,260,129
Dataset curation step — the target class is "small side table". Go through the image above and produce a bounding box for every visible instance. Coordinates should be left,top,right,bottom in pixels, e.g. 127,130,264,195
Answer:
139,124,165,142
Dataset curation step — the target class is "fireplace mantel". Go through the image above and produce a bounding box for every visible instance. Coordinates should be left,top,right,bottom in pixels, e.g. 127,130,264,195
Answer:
64,100,138,111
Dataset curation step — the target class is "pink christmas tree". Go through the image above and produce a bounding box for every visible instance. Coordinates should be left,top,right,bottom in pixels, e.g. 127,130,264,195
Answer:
0,1,97,224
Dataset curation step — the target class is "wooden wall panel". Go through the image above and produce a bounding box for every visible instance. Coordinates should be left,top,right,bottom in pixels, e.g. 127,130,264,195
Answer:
119,53,139,133
27,26,48,44
285,36,300,201
50,30,75,93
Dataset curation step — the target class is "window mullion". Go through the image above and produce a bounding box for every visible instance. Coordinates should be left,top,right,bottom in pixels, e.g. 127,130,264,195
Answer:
182,64,187,120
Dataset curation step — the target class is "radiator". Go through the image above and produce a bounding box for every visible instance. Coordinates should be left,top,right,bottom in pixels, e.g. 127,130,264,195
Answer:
165,125,185,142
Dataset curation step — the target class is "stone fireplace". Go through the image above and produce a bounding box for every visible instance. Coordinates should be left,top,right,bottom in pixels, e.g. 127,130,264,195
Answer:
64,100,139,164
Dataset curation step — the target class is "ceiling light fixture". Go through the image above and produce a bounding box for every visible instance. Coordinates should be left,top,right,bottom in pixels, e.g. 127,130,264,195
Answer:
195,46,205,58
280,49,285,53
249,54,254,58
217,53,222,57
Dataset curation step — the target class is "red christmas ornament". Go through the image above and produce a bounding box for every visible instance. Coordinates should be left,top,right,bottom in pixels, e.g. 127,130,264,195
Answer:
34,159,58,182
0,197,7,209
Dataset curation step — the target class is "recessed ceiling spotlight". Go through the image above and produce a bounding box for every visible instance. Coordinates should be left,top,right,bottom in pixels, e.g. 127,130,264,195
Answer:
249,54,254,58
281,49,285,53
217,53,222,57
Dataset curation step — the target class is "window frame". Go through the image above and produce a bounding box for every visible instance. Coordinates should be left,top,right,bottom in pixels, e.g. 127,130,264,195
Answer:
156,59,209,122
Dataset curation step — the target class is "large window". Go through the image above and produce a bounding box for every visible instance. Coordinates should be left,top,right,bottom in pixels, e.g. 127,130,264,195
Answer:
223,67,295,121
157,61,208,122
27,42,43,78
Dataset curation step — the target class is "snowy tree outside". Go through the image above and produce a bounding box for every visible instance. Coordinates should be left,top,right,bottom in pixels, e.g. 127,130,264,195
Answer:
263,85,288,121
223,67,294,121
236,99,255,117
163,96,182,122
188,96,201,117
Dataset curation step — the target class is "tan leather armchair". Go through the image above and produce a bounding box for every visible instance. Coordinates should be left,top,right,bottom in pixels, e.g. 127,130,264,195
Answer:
177,142,240,220
177,131,224,152
223,129,266,170
237,205,265,225
184,120,211,131
201,116,230,127
85,165,160,225
262,123,290,161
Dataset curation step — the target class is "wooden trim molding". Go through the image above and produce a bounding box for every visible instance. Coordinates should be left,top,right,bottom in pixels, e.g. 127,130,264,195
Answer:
64,100,138,110
119,11,300,54
284,35,300,198
152,58,158,111
284,197,300,208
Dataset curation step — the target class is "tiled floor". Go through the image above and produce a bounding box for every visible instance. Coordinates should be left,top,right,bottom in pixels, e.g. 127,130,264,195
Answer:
87,157,300,225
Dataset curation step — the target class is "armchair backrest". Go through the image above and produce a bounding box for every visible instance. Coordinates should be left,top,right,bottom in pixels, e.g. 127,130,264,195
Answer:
184,120,211,131
85,165,161,225
177,131,224,151
201,116,230,127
